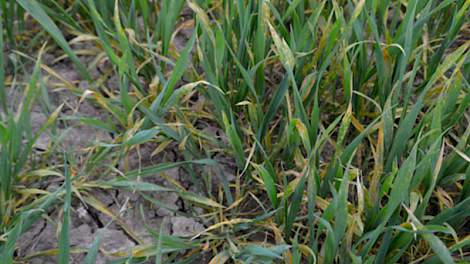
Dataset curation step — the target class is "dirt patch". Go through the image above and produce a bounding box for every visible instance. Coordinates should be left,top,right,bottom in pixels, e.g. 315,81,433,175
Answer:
8,16,218,262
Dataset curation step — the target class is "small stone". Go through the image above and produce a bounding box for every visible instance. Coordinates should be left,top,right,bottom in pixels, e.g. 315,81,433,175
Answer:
98,228,135,254
155,192,179,216
34,134,51,151
61,126,112,149
193,207,204,215
54,63,80,82
162,168,180,187
30,112,51,151
78,80,90,90
70,224,94,248
204,165,236,186
76,206,93,224
171,216,204,237
30,112,47,132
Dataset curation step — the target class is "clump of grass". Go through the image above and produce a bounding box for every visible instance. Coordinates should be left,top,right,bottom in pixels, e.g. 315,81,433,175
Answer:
1,0,470,263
